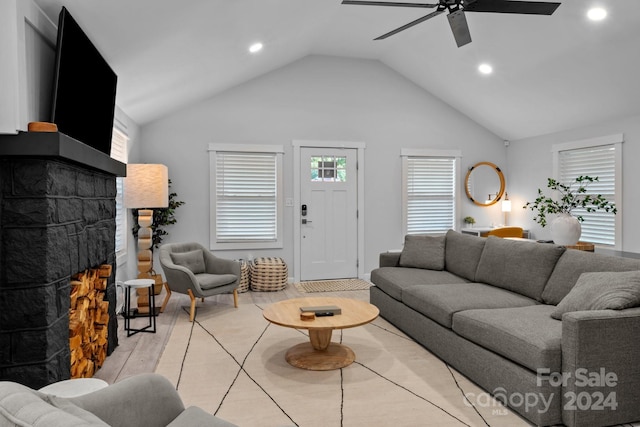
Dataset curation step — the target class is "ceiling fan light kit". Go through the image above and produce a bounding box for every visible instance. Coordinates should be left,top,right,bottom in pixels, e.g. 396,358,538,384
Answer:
342,0,561,47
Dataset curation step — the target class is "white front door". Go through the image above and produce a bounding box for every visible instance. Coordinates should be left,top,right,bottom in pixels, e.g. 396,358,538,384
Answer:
300,148,358,280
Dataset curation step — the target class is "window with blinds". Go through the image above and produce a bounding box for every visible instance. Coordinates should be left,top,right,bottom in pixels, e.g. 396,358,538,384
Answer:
209,144,284,250
558,144,617,245
110,128,128,258
402,153,458,236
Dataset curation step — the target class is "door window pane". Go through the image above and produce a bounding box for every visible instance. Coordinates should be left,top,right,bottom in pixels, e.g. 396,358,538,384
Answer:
310,156,346,182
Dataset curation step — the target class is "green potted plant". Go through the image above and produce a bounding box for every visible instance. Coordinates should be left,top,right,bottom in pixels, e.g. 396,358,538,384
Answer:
523,176,616,244
463,216,476,228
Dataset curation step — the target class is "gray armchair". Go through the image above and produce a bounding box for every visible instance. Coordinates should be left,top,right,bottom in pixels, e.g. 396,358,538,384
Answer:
159,242,240,321
0,373,237,426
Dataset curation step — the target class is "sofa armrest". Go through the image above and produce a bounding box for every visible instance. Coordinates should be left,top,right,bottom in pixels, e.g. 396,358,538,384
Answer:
561,307,640,427
70,374,185,427
379,251,401,267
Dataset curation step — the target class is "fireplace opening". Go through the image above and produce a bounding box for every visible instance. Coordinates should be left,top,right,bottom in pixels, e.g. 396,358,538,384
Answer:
69,266,112,378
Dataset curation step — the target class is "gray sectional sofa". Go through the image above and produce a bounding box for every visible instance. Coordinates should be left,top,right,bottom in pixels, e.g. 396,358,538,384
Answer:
370,229,640,427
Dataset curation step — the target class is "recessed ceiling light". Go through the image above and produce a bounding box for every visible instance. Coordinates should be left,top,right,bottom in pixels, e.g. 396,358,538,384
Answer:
478,63,493,75
249,42,263,54
587,7,607,21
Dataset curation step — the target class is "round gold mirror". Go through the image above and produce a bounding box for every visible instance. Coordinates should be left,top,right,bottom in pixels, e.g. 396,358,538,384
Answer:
464,161,506,206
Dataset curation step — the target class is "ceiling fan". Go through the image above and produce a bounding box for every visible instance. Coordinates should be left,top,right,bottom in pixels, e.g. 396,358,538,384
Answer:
342,0,561,47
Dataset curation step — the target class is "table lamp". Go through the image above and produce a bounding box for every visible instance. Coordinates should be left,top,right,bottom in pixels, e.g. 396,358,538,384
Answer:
124,164,169,278
501,192,512,226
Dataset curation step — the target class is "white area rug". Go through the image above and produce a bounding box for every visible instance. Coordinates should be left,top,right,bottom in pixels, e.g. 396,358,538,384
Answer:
294,279,372,293
155,298,531,426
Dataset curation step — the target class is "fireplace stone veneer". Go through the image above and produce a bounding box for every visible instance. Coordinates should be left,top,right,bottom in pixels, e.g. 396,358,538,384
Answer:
0,131,126,389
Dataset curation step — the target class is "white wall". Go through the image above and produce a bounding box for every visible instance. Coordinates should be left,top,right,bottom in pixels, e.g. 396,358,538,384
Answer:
140,55,506,277
507,112,640,253
0,0,57,134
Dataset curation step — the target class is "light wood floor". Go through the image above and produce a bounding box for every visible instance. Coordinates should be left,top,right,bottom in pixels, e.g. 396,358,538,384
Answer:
94,284,370,384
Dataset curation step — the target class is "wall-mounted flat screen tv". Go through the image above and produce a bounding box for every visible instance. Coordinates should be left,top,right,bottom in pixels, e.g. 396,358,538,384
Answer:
50,7,117,156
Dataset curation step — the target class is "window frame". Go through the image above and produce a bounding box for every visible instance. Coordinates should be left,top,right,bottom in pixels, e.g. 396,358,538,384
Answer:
208,143,284,250
552,133,623,249
401,148,462,237
110,127,129,265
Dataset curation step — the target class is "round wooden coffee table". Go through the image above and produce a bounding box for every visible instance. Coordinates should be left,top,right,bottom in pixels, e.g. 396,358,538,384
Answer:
263,297,379,370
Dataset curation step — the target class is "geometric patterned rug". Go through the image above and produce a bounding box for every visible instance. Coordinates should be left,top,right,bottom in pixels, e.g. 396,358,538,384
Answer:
155,298,529,426
294,279,372,293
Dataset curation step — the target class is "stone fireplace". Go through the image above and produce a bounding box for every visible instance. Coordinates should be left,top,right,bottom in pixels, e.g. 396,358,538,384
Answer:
0,131,126,389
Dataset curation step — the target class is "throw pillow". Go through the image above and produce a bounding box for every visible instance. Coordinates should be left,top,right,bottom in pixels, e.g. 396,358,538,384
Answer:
170,249,206,274
551,270,640,320
398,234,445,270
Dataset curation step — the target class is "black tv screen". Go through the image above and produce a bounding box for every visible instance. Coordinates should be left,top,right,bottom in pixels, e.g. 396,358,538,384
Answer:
51,7,117,155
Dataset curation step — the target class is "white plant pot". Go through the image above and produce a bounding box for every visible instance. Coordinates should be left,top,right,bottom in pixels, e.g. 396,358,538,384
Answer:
551,213,581,246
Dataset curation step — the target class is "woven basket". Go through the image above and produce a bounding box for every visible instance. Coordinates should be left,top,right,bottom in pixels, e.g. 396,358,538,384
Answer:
237,259,251,293
250,257,288,292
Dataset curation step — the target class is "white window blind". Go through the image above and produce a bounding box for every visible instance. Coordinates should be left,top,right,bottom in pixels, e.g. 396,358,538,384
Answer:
403,155,457,235
110,128,128,256
209,144,284,250
558,144,616,245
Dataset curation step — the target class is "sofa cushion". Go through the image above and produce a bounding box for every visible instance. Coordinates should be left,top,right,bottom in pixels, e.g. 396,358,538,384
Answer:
46,395,110,426
0,382,108,427
167,406,238,427
475,237,566,301
370,267,469,301
444,230,486,281
453,305,562,372
402,283,538,328
171,249,206,274
542,250,640,305
399,234,445,270
551,271,640,320
196,273,238,290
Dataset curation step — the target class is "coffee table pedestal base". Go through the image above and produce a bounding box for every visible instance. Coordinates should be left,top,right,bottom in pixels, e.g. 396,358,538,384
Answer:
285,342,355,370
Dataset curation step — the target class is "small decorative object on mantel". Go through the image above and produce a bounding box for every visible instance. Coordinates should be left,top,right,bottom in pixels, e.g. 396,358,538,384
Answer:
463,216,476,228
28,121,58,132
523,176,617,245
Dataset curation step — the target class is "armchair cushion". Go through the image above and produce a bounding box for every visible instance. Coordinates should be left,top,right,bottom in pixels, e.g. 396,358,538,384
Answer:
170,249,206,274
196,273,238,290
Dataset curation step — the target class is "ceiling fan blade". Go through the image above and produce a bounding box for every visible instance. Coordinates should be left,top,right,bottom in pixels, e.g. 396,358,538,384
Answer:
463,0,560,15
374,9,445,39
447,9,472,47
342,1,439,8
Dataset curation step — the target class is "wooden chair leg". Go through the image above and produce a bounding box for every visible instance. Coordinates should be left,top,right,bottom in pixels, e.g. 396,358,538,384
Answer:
187,289,197,322
233,288,238,308
159,282,172,313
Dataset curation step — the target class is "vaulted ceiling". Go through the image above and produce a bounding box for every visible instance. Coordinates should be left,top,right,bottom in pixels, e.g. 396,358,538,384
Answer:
34,0,640,141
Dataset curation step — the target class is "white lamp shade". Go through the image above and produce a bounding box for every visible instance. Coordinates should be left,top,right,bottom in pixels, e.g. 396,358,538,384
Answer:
124,164,169,209
501,199,512,212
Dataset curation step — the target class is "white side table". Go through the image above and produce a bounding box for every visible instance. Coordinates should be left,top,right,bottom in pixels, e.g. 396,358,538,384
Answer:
123,279,156,336
39,378,108,397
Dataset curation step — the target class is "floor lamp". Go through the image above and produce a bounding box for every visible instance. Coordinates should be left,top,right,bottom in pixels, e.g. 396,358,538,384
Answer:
501,192,512,226
124,164,169,312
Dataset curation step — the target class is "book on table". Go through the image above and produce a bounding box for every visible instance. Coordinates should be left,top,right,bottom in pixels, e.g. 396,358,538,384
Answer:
299,305,342,315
